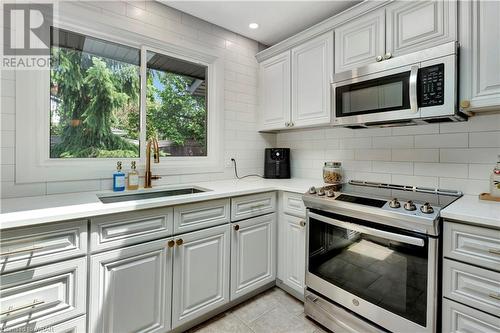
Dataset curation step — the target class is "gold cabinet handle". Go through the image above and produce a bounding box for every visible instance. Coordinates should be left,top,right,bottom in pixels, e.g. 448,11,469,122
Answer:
0,300,45,316
1,245,46,256
488,293,500,301
300,220,306,227
167,240,175,248
460,100,471,110
488,248,500,255
176,239,184,246
234,225,240,231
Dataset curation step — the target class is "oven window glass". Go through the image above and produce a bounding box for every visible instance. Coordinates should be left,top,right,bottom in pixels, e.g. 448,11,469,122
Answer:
336,71,410,117
308,216,428,326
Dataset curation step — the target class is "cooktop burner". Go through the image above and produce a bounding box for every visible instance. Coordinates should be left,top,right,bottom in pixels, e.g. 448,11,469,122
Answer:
303,180,463,235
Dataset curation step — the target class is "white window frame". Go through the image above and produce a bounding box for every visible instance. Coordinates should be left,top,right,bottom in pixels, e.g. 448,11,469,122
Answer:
15,15,224,183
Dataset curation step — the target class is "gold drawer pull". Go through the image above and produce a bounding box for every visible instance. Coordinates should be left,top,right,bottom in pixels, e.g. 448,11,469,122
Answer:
1,246,46,256
488,248,500,255
489,293,500,301
176,239,184,246
0,300,45,316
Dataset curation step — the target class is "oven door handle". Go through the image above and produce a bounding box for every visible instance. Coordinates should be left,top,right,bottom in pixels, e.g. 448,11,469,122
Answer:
308,212,425,247
409,65,419,113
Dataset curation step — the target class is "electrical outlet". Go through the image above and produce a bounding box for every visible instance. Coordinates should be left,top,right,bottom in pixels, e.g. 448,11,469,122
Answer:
225,158,235,168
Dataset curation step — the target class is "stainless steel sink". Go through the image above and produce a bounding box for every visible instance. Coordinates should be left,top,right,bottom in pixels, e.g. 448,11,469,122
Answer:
98,187,209,203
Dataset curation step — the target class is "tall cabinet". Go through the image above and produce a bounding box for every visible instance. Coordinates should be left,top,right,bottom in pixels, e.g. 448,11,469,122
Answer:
459,0,500,111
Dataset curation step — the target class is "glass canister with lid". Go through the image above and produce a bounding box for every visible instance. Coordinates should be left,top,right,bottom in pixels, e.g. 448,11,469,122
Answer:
323,162,343,184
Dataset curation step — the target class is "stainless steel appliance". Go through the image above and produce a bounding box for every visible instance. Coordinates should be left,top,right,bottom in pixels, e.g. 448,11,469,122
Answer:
303,180,462,333
332,42,468,128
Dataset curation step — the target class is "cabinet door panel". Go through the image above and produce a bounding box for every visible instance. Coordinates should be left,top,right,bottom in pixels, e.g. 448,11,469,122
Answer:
89,239,172,333
259,52,291,131
386,0,456,57
231,213,276,300
172,224,229,328
442,298,500,333
291,31,333,127
459,0,500,110
283,214,306,294
335,9,385,73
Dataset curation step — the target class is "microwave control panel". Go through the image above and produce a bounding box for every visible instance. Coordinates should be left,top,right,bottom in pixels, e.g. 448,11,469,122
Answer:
419,63,444,107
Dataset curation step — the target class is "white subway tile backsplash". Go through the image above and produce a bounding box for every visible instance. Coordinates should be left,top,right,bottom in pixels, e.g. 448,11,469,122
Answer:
414,133,468,148
1,164,15,182
1,181,46,199
353,127,391,138
391,175,439,188
391,149,439,162
324,149,355,161
372,161,413,175
339,137,371,149
373,136,413,149
468,164,495,180
440,148,500,164
355,149,391,161
1,114,14,132
46,180,101,195
1,96,15,114
414,163,468,178
469,131,500,148
0,147,14,165
1,131,14,147
439,178,489,195
468,114,500,132
342,160,372,172
392,124,439,136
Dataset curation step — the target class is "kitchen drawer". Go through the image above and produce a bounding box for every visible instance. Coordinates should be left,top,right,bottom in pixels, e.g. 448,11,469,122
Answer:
444,221,500,271
91,207,173,252
174,198,230,234
442,298,500,333
231,192,276,221
0,220,87,273
50,315,86,333
282,191,306,217
443,259,500,317
0,257,87,332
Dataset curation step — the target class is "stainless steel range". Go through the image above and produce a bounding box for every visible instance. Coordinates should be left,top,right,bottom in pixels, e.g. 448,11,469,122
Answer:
303,180,462,333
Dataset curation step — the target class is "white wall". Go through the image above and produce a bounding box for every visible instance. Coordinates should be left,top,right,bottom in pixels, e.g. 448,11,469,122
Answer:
277,114,500,195
0,1,275,199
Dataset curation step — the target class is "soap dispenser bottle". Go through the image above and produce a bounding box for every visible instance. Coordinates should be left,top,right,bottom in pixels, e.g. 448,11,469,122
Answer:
127,161,139,190
490,155,500,197
113,161,126,192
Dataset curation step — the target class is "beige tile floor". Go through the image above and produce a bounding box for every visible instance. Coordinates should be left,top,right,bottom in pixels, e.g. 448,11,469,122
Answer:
188,288,329,333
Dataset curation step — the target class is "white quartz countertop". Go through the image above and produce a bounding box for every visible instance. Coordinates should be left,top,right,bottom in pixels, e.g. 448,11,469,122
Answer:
441,194,500,229
0,178,322,230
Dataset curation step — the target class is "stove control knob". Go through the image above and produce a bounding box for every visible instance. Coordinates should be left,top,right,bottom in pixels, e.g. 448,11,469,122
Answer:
317,187,326,196
420,202,434,214
404,200,417,211
389,198,401,208
308,186,317,194
326,189,335,197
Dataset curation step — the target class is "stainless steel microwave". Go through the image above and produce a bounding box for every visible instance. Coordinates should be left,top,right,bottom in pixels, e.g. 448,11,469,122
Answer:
332,42,468,128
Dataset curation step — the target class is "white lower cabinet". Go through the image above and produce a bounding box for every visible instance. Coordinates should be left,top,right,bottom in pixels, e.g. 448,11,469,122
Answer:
172,224,230,329
89,238,173,333
443,298,500,333
278,214,306,296
0,257,87,332
231,213,276,300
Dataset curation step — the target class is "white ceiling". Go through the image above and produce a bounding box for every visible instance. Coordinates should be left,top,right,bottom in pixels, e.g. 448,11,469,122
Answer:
163,1,361,46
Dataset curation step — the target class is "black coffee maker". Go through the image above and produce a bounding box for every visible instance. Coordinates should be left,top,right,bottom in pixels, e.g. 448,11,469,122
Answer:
264,148,290,179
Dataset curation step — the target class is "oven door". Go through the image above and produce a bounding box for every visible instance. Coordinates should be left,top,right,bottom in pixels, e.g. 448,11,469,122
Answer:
332,64,419,127
306,210,438,333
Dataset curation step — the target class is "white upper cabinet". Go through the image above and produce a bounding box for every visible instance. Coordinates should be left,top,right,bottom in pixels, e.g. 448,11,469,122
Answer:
259,51,291,131
292,31,334,127
172,225,230,329
459,0,500,111
335,9,385,73
385,0,457,57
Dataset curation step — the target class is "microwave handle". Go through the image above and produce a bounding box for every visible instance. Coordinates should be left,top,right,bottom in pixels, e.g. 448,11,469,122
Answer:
308,212,425,247
409,65,419,113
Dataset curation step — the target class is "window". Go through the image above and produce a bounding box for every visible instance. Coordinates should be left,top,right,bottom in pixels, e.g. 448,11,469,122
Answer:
17,21,223,183
50,28,141,158
146,51,208,157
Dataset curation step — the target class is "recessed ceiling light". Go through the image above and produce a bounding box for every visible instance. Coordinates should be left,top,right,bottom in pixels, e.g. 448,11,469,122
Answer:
249,23,259,29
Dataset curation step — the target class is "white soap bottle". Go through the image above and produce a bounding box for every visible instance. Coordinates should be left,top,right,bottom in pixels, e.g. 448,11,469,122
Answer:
490,155,500,197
